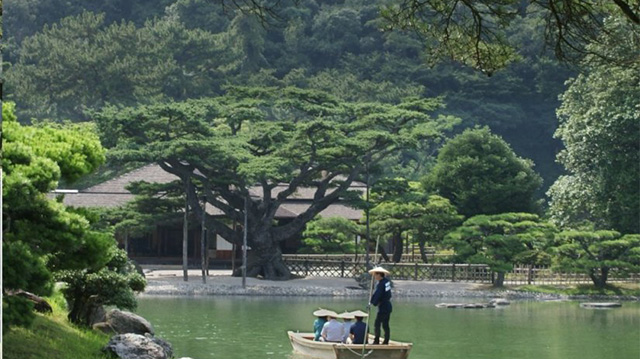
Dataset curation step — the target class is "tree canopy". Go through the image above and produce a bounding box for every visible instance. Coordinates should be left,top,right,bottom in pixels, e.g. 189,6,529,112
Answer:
4,0,576,189
2,102,145,330
424,127,543,218
548,17,640,234
93,86,456,279
2,102,107,329
554,231,640,288
380,0,640,73
445,213,556,287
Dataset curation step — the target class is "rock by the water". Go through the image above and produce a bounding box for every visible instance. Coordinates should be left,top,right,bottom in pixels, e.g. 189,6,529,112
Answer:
489,298,511,306
88,305,107,326
580,302,622,308
103,309,155,335
103,333,173,359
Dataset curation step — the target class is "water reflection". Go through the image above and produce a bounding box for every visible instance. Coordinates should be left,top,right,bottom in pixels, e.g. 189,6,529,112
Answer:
135,296,640,359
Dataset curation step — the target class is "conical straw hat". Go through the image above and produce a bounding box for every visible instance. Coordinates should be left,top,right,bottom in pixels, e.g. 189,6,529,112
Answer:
313,308,331,317
338,311,355,320
326,310,339,318
368,266,390,275
350,310,369,318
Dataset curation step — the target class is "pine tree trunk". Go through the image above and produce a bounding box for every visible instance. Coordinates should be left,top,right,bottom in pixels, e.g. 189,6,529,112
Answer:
589,267,609,289
392,232,403,263
419,241,429,263
233,231,291,280
493,272,505,287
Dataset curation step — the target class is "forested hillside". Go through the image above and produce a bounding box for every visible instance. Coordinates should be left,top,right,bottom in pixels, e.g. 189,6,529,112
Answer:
4,0,574,189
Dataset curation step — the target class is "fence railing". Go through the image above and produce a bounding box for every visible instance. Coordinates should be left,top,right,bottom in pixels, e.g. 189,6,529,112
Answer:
282,257,640,285
282,253,448,264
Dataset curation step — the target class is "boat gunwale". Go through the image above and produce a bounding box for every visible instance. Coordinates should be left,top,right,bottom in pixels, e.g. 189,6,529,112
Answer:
287,331,413,349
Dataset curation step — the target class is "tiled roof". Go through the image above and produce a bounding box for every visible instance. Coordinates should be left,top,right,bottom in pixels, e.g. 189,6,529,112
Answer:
57,164,363,220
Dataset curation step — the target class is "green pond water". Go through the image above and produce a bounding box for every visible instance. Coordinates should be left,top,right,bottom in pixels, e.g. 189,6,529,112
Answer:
135,296,640,359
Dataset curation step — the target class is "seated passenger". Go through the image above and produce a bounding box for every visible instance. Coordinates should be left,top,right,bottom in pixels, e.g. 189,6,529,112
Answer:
313,309,329,341
321,311,344,343
349,310,369,345
338,311,355,343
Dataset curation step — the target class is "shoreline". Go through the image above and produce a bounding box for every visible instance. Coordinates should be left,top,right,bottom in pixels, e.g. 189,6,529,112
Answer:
140,270,639,301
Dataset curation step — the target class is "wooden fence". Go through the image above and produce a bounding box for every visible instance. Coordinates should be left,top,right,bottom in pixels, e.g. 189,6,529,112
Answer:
282,256,640,285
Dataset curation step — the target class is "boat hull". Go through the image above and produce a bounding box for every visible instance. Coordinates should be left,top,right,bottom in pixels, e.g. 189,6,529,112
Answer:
288,331,412,359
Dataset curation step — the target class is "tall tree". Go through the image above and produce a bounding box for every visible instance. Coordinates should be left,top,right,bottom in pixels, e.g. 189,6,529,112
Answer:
548,16,640,234
424,127,543,218
411,194,462,263
94,87,455,279
369,179,462,263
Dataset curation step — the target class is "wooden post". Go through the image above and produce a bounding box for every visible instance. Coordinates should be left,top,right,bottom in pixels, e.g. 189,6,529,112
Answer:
183,181,190,282
354,235,358,263
341,260,345,278
231,221,236,272
451,263,456,282
365,164,371,269
207,228,213,276
242,195,248,289
414,262,418,280
201,197,207,284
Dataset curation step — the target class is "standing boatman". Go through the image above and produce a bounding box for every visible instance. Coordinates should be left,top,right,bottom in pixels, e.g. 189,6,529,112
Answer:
368,266,392,345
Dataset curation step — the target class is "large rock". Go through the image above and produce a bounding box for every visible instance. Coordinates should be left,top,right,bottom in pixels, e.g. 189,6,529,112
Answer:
88,304,107,326
580,302,622,308
103,333,173,359
103,309,155,335
489,298,511,306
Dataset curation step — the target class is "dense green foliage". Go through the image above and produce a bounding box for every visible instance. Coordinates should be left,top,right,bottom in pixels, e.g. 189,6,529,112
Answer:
3,1,637,288
554,231,640,288
424,127,543,218
445,213,556,287
2,102,144,329
92,87,454,279
368,178,461,263
548,17,640,234
56,249,146,326
300,217,361,254
4,0,575,187
2,102,108,330
381,1,639,70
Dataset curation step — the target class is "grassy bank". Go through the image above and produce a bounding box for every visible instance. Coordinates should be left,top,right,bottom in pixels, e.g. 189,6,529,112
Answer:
3,292,111,359
512,283,640,297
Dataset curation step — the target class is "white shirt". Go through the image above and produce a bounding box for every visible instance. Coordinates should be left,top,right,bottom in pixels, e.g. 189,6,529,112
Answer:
321,319,344,342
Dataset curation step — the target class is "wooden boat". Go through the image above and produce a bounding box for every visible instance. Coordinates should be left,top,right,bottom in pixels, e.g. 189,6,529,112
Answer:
287,331,412,359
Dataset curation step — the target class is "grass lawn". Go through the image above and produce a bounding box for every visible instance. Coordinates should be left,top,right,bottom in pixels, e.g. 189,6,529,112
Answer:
2,292,111,359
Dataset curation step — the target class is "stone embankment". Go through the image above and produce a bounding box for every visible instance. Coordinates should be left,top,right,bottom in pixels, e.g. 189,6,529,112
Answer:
141,269,639,301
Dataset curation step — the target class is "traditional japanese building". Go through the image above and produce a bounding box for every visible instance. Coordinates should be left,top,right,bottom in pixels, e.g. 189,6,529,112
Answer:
58,164,364,265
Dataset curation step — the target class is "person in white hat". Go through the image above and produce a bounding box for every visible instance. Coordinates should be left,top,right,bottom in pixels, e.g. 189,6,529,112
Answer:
312,309,329,341
368,266,392,344
321,311,344,342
